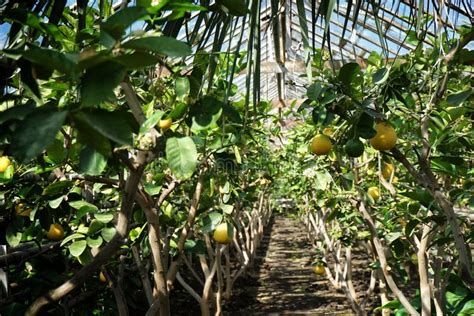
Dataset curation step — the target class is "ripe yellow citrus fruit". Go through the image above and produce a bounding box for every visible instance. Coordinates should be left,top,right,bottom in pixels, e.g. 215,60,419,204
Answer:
46,223,65,241
392,176,399,184
368,186,380,201
344,138,364,157
381,163,395,179
313,265,325,275
0,156,11,173
159,118,172,131
213,223,233,244
99,271,107,283
310,134,332,155
370,122,397,151
15,203,31,217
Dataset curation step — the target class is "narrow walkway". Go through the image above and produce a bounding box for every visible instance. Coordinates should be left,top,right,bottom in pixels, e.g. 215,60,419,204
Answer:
226,216,354,315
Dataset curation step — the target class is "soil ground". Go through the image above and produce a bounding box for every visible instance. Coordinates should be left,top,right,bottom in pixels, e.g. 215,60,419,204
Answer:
224,215,356,315
172,215,376,315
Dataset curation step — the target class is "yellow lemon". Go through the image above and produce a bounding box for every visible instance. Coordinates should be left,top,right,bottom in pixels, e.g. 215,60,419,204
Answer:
381,163,395,179
46,223,65,241
313,265,325,275
213,223,233,244
0,156,11,173
158,118,173,131
370,122,397,151
368,186,380,201
310,134,332,155
99,271,107,283
15,203,31,217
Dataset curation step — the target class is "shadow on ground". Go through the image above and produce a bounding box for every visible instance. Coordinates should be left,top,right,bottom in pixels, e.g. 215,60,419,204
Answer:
224,215,355,315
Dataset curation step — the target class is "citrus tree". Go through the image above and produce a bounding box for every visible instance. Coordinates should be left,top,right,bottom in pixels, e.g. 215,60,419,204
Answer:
272,27,473,315
0,1,276,315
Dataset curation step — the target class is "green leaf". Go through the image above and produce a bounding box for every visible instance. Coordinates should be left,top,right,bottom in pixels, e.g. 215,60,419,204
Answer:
184,239,206,254
144,183,162,196
372,67,390,85
22,47,77,75
80,61,127,107
94,212,114,223
48,195,64,209
357,113,376,139
76,120,112,157
101,6,147,39
166,136,198,179
139,110,164,134
42,180,73,196
446,88,472,106
129,226,143,242
446,290,465,308
175,77,190,101
69,200,99,213
307,83,323,100
122,36,192,57
385,232,403,244
0,102,36,125
88,219,105,235
69,201,99,221
101,227,116,242
6,226,22,247
114,52,159,69
46,137,66,164
200,212,223,233
19,60,41,101
188,96,223,132
74,109,134,145
11,108,67,163
314,170,332,190
221,204,234,214
68,240,87,257
338,63,361,86
60,233,86,246
400,189,433,208
77,248,93,265
169,102,189,120
86,236,103,248
459,300,474,314
78,147,107,176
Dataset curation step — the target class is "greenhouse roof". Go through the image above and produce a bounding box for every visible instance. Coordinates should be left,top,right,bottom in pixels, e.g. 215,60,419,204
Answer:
0,0,472,104
173,0,472,103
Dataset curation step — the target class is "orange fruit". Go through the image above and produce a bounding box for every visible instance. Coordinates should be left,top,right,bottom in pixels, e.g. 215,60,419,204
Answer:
46,223,65,241
313,265,325,275
99,271,107,283
368,186,380,201
213,223,233,244
310,134,332,155
0,156,11,173
15,203,31,217
158,118,172,131
370,122,397,151
381,163,395,179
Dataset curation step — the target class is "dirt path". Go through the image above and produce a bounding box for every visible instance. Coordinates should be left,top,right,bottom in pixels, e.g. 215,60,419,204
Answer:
225,215,355,315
